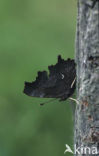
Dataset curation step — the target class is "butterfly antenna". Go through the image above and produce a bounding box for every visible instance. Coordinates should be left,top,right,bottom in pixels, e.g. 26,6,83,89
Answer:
40,98,57,106
71,77,76,88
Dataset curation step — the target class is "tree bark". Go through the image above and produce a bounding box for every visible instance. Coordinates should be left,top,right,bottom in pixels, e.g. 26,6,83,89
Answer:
75,0,99,155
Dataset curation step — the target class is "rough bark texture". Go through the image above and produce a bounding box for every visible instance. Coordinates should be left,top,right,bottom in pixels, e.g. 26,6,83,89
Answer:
75,0,99,155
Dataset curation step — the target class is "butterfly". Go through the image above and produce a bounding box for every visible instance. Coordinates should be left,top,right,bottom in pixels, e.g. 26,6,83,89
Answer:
23,55,76,105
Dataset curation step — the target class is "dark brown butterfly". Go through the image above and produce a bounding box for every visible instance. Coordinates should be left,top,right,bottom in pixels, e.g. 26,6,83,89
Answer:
23,55,76,103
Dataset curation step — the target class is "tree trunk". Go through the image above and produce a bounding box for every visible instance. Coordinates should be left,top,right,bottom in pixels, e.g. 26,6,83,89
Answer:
75,0,99,155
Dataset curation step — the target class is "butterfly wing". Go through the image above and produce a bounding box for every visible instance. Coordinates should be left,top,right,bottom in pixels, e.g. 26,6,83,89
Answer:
23,55,76,100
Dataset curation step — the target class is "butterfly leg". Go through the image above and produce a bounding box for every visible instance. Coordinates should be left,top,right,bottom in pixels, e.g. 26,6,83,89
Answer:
69,97,79,105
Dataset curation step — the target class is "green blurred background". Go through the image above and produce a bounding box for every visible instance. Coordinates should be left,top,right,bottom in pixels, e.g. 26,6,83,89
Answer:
0,0,76,156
